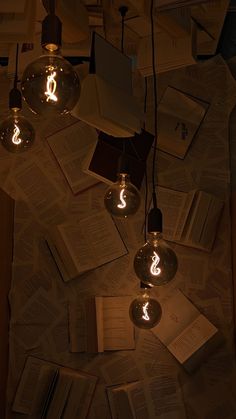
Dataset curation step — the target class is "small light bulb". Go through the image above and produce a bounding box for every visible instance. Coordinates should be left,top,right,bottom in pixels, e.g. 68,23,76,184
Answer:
104,173,141,218
129,289,162,329
134,232,178,286
0,110,35,153
21,52,80,116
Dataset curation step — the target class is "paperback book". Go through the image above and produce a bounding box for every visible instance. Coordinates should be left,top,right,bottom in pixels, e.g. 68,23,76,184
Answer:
107,374,187,418
12,356,98,418
157,186,224,252
69,296,135,353
157,86,209,159
46,209,128,282
152,289,222,372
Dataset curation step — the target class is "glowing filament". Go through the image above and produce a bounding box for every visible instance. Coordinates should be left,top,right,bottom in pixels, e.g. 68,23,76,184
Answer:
117,188,126,209
150,251,161,276
45,71,58,102
12,124,22,145
142,302,150,321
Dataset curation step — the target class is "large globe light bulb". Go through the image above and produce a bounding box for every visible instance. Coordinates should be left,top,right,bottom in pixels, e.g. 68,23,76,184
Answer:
0,110,35,153
104,173,141,218
21,53,80,116
134,231,178,286
129,288,162,329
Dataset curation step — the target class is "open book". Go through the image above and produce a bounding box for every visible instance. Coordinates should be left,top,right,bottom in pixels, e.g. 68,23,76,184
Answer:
12,356,98,418
157,186,224,251
107,375,187,418
157,86,208,158
152,289,222,372
69,296,135,353
72,32,143,137
46,121,99,195
46,210,128,282
137,24,196,76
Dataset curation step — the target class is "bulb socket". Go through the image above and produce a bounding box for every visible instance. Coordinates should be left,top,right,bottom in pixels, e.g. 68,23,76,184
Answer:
41,14,62,51
118,152,129,175
148,207,163,233
9,87,22,111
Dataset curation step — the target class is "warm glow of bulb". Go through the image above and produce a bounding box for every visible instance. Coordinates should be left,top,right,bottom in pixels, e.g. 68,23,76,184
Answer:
45,69,58,102
117,188,126,209
142,301,150,321
12,124,22,145
150,251,161,276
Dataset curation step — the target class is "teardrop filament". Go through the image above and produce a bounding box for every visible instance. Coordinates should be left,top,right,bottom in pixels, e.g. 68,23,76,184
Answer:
45,71,58,102
142,302,150,321
12,124,22,145
117,188,126,209
150,251,161,276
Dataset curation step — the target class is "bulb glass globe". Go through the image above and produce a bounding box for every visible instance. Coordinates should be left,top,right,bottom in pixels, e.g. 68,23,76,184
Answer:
0,110,35,153
104,173,141,218
21,53,80,116
134,232,178,286
129,290,162,329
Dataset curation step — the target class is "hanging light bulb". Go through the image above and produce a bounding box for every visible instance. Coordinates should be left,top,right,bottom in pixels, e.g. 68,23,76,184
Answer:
129,283,162,329
104,150,141,218
0,45,35,153
104,173,141,218
21,2,80,116
134,206,178,286
0,108,35,153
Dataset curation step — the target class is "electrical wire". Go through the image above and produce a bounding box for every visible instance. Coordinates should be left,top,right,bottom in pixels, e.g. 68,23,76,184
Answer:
150,0,158,206
14,43,19,89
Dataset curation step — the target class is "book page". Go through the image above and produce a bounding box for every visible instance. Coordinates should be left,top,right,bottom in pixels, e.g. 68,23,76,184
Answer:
45,371,73,419
13,356,98,417
167,314,218,363
157,87,207,158
101,296,135,351
191,0,230,55
137,30,195,76
151,289,200,346
157,186,188,240
198,193,224,251
144,375,187,419
58,210,128,275
108,381,147,419
12,357,57,414
173,190,196,240
62,372,98,419
95,296,104,352
30,365,59,417
47,121,99,194
68,302,87,352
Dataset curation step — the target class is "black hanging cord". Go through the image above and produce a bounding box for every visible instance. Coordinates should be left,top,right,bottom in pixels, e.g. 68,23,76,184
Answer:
9,43,22,110
119,6,128,54
49,0,55,15
14,43,19,89
150,0,158,207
